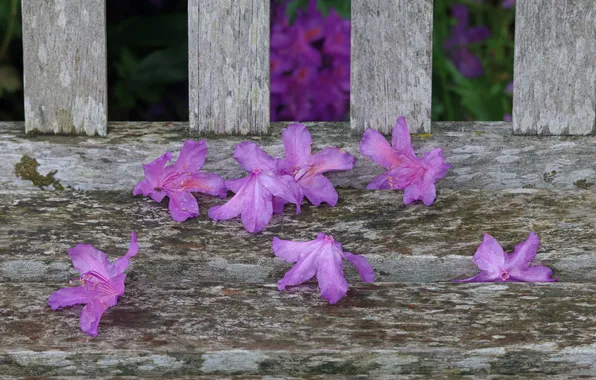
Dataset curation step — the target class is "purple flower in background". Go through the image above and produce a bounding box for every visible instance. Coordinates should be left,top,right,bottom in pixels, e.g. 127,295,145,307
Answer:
502,0,515,9
133,140,227,222
505,81,514,95
274,233,375,304
279,123,354,207
360,116,452,206
454,233,557,283
49,232,139,337
504,113,512,122
444,4,491,78
270,0,351,122
208,142,303,233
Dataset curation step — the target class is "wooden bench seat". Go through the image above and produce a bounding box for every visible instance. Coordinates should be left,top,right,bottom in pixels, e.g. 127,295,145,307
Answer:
1,122,595,376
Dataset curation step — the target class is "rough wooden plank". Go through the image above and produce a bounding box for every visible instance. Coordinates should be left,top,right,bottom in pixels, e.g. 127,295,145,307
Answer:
351,0,433,134
189,0,269,135
21,0,107,136
513,0,596,135
1,122,594,192
1,188,594,284
2,282,596,376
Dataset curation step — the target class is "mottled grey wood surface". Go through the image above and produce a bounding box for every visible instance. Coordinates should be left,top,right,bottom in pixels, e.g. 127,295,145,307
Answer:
189,0,269,135
1,122,594,192
1,188,594,283
513,0,596,135
351,0,433,133
2,283,596,376
21,0,107,136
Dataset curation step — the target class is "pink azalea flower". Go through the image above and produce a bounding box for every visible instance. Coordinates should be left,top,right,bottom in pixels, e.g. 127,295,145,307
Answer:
274,233,375,304
454,233,557,283
279,123,354,207
48,232,139,337
208,142,303,233
133,140,227,222
360,116,452,206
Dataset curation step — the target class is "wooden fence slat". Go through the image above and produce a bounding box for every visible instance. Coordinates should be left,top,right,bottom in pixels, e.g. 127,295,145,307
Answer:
189,0,269,135
351,0,433,134
21,0,107,136
513,0,596,135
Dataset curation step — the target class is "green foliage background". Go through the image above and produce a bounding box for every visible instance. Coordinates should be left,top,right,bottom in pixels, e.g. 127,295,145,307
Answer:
0,0,514,122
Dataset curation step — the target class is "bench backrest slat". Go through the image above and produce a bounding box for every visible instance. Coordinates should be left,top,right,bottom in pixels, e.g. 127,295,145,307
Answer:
189,0,270,135
513,0,596,135
22,0,107,136
351,0,433,134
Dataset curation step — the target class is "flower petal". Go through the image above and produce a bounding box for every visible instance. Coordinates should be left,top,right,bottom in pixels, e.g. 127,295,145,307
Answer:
299,174,338,207
282,123,312,167
184,172,227,197
311,147,354,174
316,244,348,304
452,271,500,283
226,177,249,194
366,172,392,190
509,265,557,282
422,148,451,181
391,116,415,156
68,244,113,279
403,176,437,206
172,140,207,173
48,286,99,310
343,252,375,283
241,178,274,233
111,232,139,276
360,128,401,169
259,173,303,214
233,142,278,172
167,191,199,222
208,176,254,222
272,197,287,214
471,234,506,273
79,296,117,337
272,236,323,263
278,248,319,290
132,179,155,197
505,232,540,271
142,151,172,185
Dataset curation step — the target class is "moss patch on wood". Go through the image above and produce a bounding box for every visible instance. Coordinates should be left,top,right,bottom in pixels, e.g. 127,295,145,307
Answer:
14,155,63,190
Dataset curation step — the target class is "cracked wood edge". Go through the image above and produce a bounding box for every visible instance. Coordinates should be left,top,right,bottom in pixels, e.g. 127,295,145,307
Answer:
0,188,594,284
0,122,594,192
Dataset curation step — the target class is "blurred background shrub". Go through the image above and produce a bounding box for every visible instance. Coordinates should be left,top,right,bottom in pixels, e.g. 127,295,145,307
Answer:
0,0,514,122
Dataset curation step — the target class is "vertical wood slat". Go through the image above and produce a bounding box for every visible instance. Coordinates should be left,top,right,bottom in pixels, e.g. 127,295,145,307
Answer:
351,0,433,134
22,0,107,136
513,0,596,135
189,0,269,135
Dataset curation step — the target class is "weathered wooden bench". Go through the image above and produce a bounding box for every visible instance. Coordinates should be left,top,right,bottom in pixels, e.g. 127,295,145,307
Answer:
1,0,595,377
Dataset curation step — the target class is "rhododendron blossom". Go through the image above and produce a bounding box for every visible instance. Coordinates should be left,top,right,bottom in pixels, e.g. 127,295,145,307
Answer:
133,140,226,222
209,142,303,233
48,232,139,337
279,123,354,207
454,233,557,283
360,116,451,206
274,233,375,304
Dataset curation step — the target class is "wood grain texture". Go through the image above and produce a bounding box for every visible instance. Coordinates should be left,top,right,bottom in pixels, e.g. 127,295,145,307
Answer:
351,0,433,134
513,0,596,135
2,282,596,376
189,0,269,135
1,121,594,192
21,0,107,136
1,188,594,284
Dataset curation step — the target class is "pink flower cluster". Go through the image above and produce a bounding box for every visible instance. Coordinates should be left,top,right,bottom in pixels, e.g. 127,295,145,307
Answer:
271,0,350,122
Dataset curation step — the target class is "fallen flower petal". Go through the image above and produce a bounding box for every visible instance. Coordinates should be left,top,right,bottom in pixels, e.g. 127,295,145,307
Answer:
133,140,226,222
48,232,139,337
280,123,354,206
209,142,303,233
360,116,452,206
453,232,557,283
273,233,375,304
